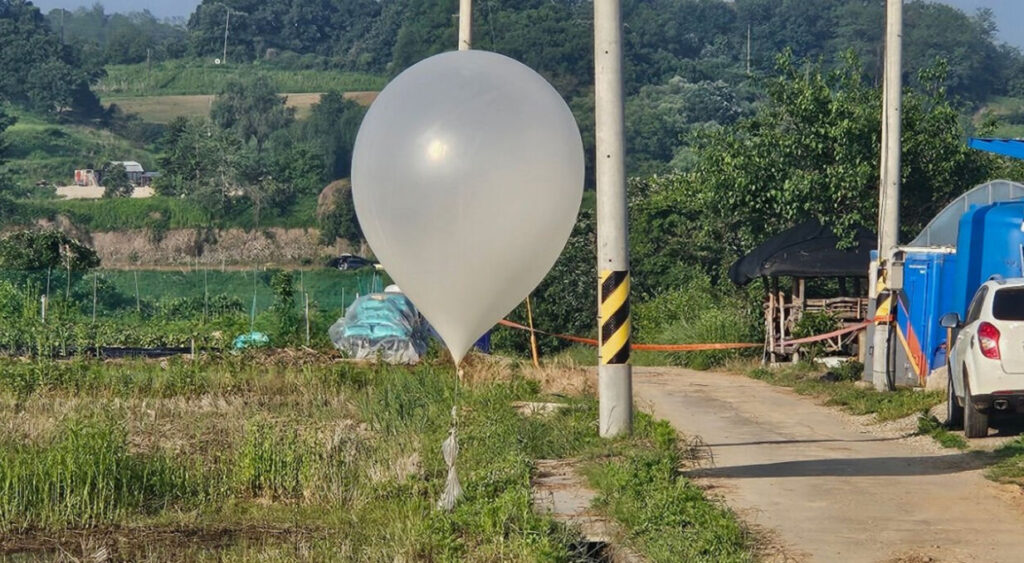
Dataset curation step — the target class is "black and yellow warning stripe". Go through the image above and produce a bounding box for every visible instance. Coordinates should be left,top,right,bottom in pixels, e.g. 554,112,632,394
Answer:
599,270,630,364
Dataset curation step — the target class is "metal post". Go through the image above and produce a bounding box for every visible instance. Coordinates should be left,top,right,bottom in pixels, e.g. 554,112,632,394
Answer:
222,8,230,64
459,0,472,51
594,0,632,437
872,0,903,391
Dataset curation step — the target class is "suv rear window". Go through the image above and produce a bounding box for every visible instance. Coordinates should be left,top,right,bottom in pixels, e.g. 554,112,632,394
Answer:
993,288,1024,321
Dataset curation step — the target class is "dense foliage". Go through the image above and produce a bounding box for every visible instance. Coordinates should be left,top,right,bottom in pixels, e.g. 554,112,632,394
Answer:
0,0,102,116
43,4,188,66
210,74,295,154
0,106,12,193
179,0,1023,107
99,162,131,198
0,230,99,271
154,79,364,231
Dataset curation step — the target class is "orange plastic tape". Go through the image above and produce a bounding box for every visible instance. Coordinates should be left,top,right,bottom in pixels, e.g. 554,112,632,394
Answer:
497,320,761,351
499,318,873,352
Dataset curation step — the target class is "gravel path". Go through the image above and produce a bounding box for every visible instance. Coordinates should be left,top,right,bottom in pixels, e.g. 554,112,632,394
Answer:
633,367,1024,563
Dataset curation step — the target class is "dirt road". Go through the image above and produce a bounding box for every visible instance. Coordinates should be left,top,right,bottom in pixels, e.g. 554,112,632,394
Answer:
633,367,1024,563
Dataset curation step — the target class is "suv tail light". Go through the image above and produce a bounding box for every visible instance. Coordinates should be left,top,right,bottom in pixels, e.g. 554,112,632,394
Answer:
978,322,1001,360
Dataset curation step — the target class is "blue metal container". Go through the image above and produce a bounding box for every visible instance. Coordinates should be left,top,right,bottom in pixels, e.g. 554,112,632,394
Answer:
896,251,957,380
951,201,1024,317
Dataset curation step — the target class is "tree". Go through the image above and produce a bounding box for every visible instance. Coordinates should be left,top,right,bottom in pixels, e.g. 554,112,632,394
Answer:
317,179,362,245
632,53,1002,281
302,91,365,179
0,0,101,116
0,230,99,271
626,77,745,174
0,106,14,194
211,74,294,153
156,116,245,214
101,162,133,198
241,173,295,227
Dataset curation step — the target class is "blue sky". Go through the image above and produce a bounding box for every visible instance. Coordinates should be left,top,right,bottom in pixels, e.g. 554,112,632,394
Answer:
26,0,1024,50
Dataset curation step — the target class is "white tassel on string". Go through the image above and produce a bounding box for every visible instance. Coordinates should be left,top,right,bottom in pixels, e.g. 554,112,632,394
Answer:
437,368,464,511
436,424,462,511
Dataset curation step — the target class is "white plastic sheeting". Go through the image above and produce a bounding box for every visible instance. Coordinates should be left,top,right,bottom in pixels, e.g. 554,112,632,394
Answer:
328,293,428,364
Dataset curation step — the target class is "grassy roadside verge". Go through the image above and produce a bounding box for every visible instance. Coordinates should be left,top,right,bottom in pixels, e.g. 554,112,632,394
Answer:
583,417,751,562
0,353,753,561
745,361,943,421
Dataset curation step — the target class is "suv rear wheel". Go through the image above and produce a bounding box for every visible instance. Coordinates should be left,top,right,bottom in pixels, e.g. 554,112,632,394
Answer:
946,367,963,429
963,372,989,439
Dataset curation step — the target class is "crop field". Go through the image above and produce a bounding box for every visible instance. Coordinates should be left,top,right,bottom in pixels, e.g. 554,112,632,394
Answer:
96,62,386,98
0,267,388,353
0,353,752,562
103,92,379,124
95,268,383,314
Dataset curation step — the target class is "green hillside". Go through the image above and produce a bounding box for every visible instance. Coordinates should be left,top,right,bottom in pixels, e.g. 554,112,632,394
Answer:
3,110,157,193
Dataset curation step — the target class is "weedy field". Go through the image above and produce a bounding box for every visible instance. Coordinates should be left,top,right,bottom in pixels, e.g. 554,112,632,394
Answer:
102,92,378,124
0,353,752,562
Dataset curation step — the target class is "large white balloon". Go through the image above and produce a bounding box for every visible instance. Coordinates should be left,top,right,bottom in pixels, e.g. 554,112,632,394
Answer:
351,50,584,365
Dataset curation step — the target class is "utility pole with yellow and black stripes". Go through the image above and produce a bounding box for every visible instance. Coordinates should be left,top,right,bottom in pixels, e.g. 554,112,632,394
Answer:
594,0,632,437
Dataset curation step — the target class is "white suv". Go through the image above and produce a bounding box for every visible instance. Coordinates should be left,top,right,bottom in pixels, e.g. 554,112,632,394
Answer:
943,278,1024,438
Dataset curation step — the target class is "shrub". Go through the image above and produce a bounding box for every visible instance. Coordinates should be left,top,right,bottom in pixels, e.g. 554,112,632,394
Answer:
633,274,761,369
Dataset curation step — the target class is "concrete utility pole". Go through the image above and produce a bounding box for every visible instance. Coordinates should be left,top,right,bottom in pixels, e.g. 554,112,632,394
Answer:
872,0,903,391
746,24,752,75
594,0,632,437
459,0,472,51
222,8,231,64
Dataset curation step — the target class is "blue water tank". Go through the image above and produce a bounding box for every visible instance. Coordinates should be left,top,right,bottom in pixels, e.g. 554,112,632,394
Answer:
952,201,1024,316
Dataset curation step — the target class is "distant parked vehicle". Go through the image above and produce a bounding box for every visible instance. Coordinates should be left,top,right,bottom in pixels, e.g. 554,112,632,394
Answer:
942,277,1024,438
327,254,374,271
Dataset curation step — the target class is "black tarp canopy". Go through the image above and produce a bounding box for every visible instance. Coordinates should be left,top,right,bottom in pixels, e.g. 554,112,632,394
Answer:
728,219,877,286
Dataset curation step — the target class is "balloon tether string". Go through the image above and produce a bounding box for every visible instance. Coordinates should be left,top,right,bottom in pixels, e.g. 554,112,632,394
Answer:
437,362,464,511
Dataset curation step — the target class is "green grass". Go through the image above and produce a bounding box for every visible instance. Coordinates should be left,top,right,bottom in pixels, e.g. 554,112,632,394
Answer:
3,112,157,190
0,355,754,561
0,415,198,530
748,362,944,421
976,95,1024,138
97,60,386,97
917,415,969,450
988,438,1024,485
584,417,751,562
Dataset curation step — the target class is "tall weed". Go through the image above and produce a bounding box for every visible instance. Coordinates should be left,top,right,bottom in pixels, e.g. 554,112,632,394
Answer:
0,416,196,530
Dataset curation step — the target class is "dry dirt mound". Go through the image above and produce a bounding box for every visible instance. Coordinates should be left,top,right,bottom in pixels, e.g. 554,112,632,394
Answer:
91,227,356,268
